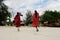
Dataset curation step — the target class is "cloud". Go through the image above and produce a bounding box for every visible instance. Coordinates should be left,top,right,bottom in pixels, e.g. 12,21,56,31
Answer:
3,0,60,21
4,0,60,12
43,0,60,11
34,0,60,15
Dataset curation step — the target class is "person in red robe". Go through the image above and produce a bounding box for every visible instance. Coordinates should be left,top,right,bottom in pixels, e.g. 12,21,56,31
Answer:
32,10,39,32
13,12,23,31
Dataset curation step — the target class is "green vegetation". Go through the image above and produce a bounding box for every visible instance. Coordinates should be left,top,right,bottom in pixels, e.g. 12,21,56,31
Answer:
25,10,32,26
0,0,11,25
41,10,60,26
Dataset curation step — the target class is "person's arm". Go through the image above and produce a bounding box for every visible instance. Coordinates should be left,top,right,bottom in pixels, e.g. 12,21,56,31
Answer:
20,13,23,16
20,14,23,16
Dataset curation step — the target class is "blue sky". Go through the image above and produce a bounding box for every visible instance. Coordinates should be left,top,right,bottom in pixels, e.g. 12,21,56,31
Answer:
3,0,60,21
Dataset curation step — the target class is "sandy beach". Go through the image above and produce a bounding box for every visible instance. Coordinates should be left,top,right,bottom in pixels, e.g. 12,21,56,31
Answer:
0,26,60,40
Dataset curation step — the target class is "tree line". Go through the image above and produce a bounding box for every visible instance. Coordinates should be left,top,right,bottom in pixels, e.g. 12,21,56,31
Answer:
41,10,60,27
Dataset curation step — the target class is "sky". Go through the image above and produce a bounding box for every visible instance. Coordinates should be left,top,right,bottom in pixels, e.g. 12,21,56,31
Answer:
3,0,60,21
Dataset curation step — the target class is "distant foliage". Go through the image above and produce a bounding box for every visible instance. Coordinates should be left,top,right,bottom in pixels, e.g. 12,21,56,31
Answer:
41,10,60,27
25,10,32,26
41,10,60,23
0,0,11,25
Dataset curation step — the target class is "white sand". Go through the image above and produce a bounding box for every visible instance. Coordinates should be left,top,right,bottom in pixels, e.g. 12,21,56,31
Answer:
0,26,60,40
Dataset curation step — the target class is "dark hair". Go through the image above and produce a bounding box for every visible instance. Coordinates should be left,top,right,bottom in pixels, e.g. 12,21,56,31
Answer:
17,12,20,15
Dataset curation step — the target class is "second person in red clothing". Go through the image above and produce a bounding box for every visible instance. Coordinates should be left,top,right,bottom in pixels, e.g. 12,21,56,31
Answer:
32,10,39,32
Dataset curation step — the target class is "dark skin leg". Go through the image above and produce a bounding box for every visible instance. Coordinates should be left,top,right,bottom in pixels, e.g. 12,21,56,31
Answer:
36,26,39,32
17,27,20,32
